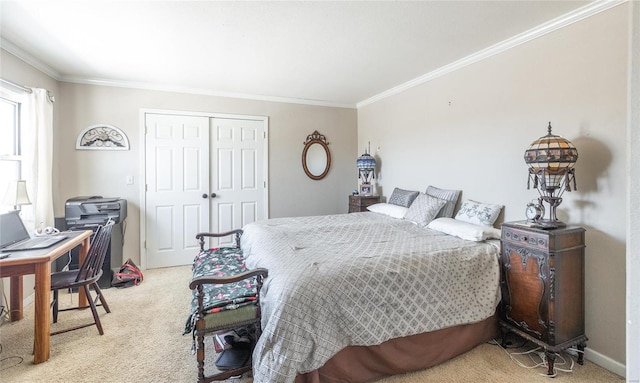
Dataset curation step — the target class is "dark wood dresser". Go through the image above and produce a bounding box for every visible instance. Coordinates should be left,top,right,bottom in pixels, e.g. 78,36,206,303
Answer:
348,195,380,213
499,221,587,375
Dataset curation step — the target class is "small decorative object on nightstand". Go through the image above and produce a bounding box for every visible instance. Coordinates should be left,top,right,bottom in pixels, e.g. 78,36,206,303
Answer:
499,221,587,376
525,199,545,222
348,195,380,213
356,142,377,198
356,143,376,184
358,183,373,196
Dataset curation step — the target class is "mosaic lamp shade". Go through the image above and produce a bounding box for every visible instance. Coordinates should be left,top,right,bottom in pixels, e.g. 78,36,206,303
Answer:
524,122,578,225
357,151,376,184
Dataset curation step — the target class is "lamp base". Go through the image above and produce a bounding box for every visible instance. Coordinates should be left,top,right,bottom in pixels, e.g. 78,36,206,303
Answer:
529,219,566,230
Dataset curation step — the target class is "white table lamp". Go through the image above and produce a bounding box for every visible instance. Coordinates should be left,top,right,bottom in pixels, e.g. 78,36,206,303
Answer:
3,180,32,210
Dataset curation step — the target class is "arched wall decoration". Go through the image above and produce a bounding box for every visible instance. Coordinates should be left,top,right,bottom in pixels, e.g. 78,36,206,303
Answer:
76,124,130,150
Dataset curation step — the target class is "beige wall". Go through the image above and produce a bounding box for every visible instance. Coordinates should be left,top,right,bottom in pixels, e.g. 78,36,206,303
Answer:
358,4,628,371
53,83,357,267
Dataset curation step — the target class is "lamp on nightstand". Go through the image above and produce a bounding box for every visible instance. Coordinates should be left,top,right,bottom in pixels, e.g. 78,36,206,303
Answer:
356,143,376,184
524,122,578,227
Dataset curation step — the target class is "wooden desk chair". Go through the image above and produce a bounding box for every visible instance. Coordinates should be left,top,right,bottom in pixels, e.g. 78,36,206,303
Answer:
50,221,114,336
187,230,268,383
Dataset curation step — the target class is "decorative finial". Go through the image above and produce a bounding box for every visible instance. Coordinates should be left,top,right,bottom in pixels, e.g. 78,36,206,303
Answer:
547,122,552,135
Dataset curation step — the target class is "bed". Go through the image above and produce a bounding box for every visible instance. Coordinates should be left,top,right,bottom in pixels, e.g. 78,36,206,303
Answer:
241,199,503,383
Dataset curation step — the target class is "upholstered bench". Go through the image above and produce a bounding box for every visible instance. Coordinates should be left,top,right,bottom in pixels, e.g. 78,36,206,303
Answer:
185,230,268,383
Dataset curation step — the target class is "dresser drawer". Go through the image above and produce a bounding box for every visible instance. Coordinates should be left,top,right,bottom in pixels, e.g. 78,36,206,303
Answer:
502,225,549,250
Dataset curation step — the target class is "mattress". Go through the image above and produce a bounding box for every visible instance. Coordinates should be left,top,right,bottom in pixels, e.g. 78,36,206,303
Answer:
242,212,501,383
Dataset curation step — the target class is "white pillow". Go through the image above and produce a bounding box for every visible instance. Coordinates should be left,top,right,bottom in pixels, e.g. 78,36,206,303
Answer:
427,217,502,242
404,193,447,227
454,199,503,227
366,203,409,219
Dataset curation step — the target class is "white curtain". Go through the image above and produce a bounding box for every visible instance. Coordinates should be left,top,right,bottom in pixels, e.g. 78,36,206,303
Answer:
21,88,54,229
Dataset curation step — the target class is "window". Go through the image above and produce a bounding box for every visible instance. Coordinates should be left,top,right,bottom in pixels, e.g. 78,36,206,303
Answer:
0,95,22,213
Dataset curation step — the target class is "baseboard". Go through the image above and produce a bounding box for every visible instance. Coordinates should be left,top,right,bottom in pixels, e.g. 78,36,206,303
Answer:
586,348,626,378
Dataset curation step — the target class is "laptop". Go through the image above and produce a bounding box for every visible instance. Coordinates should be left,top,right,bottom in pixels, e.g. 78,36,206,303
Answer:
0,211,66,252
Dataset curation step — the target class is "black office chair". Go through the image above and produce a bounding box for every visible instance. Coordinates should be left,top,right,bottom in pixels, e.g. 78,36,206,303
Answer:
50,221,114,336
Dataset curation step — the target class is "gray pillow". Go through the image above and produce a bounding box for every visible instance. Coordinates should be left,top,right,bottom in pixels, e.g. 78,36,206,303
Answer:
426,185,461,218
388,188,419,207
404,193,447,227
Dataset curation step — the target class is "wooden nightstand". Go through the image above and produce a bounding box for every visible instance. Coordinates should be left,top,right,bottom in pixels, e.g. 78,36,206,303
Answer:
499,222,587,375
348,195,380,213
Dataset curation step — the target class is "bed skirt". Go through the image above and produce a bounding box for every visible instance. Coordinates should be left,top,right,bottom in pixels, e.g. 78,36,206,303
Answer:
294,312,498,383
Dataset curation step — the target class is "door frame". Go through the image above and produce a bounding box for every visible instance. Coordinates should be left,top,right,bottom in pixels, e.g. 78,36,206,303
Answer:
139,108,269,270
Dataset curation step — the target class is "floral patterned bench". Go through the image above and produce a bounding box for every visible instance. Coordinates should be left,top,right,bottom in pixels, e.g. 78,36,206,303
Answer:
185,230,268,383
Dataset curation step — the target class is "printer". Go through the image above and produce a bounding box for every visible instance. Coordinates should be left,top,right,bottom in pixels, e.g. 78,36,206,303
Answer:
62,196,127,288
65,196,127,229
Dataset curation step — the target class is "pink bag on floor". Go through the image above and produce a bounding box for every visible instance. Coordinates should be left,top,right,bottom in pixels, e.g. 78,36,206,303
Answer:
111,258,143,288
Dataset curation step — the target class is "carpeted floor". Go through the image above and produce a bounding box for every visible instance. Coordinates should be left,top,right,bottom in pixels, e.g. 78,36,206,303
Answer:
0,266,624,382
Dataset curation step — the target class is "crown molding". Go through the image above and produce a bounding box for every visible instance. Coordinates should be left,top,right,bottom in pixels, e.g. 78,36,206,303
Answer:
1,38,61,80
59,76,356,109
357,0,627,109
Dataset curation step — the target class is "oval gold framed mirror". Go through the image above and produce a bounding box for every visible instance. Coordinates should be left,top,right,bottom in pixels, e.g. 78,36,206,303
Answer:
302,131,331,180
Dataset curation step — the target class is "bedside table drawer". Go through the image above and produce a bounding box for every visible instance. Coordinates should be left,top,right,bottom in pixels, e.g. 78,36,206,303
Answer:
502,226,548,250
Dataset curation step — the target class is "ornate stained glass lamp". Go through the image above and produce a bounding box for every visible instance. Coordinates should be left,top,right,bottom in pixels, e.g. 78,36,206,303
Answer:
357,143,376,184
524,122,578,228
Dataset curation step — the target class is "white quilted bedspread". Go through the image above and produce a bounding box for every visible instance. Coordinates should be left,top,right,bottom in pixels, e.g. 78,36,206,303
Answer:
241,212,501,383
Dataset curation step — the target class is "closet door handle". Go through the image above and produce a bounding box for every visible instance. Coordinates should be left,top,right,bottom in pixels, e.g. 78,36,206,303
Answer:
211,193,217,198
202,194,208,199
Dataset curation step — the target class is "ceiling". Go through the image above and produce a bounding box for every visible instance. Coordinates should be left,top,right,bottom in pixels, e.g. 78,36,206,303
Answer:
1,1,595,108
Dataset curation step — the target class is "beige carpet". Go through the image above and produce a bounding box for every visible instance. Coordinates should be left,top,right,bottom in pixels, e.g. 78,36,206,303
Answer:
0,266,624,383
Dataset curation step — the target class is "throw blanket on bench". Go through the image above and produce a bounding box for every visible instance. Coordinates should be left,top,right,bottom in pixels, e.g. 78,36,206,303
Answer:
183,247,259,335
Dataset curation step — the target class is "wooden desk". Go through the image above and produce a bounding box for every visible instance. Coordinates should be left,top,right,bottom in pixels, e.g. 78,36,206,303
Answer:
0,230,93,364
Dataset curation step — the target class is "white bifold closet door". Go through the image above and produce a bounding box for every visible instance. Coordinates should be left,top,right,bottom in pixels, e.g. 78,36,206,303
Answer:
145,113,266,268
